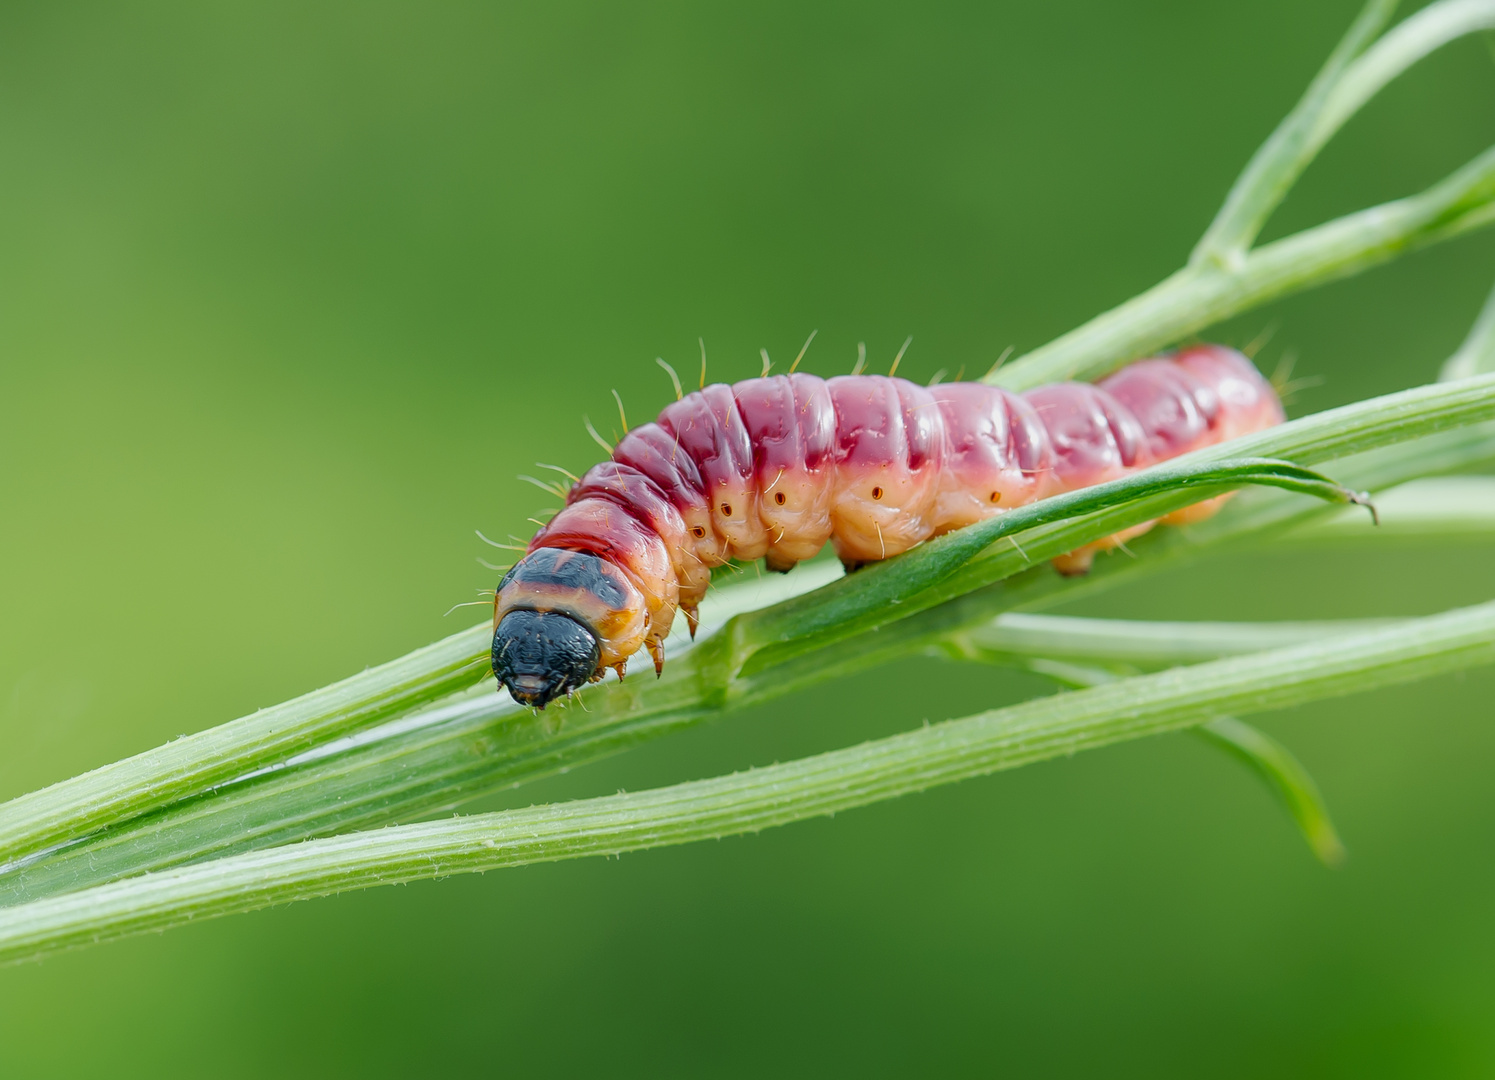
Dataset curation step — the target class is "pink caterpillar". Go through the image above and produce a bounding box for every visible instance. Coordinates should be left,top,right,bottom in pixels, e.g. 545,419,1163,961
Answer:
492,344,1284,707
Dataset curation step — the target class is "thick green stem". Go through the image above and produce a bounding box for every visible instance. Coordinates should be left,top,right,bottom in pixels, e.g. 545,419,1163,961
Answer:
4,598,1492,966
0,630,491,869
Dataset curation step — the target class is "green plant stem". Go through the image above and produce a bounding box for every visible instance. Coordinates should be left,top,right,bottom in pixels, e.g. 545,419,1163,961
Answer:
962,652,1351,861
5,598,1493,966
3,379,1494,900
934,640,1351,867
1315,1,1495,171
0,613,1396,904
1190,0,1397,267
0,630,492,871
993,0,1495,390
1442,279,1495,380
1195,0,1495,266
936,614,1398,673
1197,717,1348,868
988,149,1495,390
0,604,1401,905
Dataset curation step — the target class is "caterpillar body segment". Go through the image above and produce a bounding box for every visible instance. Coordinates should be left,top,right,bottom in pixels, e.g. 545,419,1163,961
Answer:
492,345,1284,707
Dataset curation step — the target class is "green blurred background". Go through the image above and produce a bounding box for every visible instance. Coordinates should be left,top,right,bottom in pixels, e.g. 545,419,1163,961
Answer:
2,1,1494,1075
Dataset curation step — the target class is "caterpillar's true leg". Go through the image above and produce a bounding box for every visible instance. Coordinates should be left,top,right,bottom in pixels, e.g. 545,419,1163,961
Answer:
646,638,665,677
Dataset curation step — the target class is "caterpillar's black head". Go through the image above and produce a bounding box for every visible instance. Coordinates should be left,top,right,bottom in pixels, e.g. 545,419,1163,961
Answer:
492,609,600,709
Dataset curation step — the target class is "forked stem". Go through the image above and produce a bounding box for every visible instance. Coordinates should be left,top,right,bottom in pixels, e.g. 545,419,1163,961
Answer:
992,0,1495,390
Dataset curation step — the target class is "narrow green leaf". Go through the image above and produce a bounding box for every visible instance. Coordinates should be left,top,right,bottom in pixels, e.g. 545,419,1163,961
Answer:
734,457,1372,666
1287,476,1495,543
740,377,1495,673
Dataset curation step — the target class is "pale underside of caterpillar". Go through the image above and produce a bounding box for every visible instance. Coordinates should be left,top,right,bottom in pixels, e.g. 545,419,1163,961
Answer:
492,345,1284,707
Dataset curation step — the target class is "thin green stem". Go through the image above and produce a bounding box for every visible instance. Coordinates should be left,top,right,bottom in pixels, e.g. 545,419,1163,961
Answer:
1315,1,1495,167
936,613,1399,672
1000,0,1495,389
1194,0,1495,267
1197,717,1348,868
1442,279,1495,380
956,657,1350,867
989,150,1495,389
1191,0,1397,267
4,598,1493,966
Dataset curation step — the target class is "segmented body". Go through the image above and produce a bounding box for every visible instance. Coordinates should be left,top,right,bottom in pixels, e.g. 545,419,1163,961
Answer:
494,345,1283,700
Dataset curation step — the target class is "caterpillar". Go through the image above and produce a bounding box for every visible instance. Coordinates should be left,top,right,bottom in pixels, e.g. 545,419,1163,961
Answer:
492,344,1284,708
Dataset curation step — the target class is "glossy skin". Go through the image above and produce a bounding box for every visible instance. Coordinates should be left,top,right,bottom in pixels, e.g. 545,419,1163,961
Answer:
494,345,1284,706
